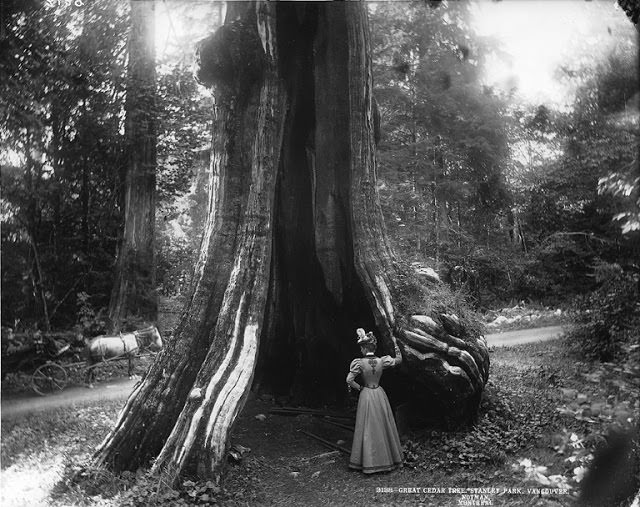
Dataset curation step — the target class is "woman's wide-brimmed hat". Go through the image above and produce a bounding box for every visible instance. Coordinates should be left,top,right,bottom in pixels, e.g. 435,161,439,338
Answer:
356,328,376,345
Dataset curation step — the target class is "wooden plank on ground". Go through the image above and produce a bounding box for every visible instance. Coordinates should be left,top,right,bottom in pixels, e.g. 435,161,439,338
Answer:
320,417,354,432
300,430,350,455
302,450,341,462
270,407,354,420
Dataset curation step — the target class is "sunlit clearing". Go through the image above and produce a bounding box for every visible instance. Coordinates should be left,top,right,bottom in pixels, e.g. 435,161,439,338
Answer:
154,1,225,69
473,0,635,109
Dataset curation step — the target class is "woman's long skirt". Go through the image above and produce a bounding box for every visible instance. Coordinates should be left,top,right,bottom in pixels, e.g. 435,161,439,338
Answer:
349,386,403,473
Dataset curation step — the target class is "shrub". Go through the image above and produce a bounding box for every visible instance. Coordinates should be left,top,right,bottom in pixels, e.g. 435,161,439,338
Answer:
392,259,485,340
565,262,640,361
76,291,107,335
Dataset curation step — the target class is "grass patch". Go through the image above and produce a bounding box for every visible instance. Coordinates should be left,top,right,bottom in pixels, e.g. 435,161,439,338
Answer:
1,402,121,506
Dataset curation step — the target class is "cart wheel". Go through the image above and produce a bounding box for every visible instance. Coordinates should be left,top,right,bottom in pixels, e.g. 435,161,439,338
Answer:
31,362,68,396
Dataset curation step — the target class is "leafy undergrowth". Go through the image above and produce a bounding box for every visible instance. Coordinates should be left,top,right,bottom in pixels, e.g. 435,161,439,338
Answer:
2,339,639,506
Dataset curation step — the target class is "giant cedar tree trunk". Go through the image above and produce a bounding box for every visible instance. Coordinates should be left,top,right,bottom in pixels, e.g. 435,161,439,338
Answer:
94,1,489,484
108,0,157,331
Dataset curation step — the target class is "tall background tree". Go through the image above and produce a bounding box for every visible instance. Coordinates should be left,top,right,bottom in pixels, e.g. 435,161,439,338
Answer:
108,0,157,331
1,0,218,336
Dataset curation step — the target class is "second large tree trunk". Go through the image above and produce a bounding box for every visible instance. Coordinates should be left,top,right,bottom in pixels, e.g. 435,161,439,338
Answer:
94,1,489,485
108,0,157,331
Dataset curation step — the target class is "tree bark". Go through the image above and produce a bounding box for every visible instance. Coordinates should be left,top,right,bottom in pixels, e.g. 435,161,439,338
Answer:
617,0,639,29
108,0,157,331
94,1,489,485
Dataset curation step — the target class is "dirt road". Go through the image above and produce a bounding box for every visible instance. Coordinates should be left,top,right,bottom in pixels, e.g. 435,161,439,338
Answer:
1,377,137,421
485,325,564,347
1,326,565,420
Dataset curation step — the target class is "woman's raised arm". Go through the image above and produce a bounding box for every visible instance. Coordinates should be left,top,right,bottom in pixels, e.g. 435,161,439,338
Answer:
392,338,402,366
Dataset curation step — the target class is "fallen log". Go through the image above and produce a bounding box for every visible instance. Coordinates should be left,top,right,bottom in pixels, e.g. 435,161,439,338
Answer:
269,407,354,420
320,417,354,432
300,430,350,455
302,450,341,462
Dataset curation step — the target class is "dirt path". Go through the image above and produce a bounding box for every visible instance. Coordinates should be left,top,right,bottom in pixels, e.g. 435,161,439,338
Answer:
1,326,565,421
485,325,564,347
1,377,136,421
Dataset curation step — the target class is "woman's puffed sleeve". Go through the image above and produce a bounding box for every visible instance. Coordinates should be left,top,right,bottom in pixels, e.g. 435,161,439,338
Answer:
381,355,396,369
346,359,361,391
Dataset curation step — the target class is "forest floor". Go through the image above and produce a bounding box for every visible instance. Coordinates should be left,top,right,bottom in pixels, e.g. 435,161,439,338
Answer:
1,338,638,507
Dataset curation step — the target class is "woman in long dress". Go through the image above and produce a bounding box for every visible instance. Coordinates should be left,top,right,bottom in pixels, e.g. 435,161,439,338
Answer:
346,328,403,473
